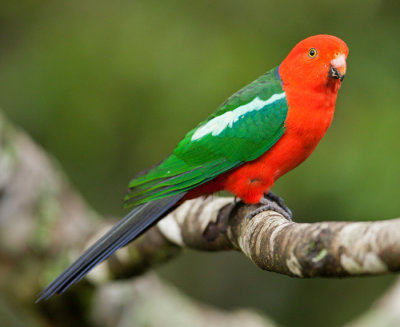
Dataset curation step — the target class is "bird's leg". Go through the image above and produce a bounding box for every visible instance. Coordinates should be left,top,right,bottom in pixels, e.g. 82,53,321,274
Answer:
264,191,293,219
245,192,293,222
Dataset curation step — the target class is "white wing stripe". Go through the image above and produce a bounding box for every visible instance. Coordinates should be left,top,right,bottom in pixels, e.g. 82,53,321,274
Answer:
191,92,286,141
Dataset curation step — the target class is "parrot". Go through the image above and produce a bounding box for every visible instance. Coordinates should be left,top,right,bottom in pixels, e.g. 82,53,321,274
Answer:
37,34,348,302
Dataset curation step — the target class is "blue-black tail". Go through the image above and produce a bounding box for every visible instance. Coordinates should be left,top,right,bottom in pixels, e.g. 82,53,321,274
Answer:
36,193,185,302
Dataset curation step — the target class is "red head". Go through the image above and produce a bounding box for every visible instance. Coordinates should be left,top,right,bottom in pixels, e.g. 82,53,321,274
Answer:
279,35,349,93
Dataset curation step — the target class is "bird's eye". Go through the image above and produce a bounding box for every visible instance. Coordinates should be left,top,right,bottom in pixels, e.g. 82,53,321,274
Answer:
308,48,317,58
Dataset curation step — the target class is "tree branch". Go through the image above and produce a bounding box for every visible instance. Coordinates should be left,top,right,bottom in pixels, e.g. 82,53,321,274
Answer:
164,197,400,277
95,196,400,280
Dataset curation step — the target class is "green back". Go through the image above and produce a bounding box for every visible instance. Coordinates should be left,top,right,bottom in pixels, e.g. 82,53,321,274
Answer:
124,66,288,207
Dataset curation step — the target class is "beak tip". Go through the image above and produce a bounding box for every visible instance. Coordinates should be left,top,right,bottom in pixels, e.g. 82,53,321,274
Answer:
328,65,345,82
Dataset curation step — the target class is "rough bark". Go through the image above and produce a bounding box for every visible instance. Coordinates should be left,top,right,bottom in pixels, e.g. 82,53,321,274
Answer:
92,197,400,281
151,198,400,278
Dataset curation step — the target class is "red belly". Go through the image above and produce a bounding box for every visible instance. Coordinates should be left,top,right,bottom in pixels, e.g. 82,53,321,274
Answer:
184,87,336,204
183,131,318,204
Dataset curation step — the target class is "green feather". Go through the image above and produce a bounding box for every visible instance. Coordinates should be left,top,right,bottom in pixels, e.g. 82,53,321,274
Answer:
124,66,288,207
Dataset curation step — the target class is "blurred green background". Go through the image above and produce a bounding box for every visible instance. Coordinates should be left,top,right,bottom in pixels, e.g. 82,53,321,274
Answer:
1,0,400,326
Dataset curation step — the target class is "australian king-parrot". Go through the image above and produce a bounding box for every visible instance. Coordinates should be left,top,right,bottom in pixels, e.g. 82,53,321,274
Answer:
37,34,348,301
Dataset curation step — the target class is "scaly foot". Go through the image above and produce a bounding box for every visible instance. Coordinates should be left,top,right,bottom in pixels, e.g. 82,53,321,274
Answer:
245,192,293,222
264,191,293,220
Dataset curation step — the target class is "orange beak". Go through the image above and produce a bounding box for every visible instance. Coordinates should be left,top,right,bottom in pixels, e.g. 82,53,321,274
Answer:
329,54,346,82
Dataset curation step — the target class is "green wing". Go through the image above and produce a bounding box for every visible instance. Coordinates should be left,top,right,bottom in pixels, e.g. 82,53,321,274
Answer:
124,66,288,207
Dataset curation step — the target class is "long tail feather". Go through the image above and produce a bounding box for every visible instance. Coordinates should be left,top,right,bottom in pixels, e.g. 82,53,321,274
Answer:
36,193,185,302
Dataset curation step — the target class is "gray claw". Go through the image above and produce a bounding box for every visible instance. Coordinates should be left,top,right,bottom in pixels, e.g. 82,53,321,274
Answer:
244,193,293,222
264,192,293,220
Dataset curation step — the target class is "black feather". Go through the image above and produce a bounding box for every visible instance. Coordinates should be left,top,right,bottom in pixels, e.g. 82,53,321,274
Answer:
36,193,185,302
